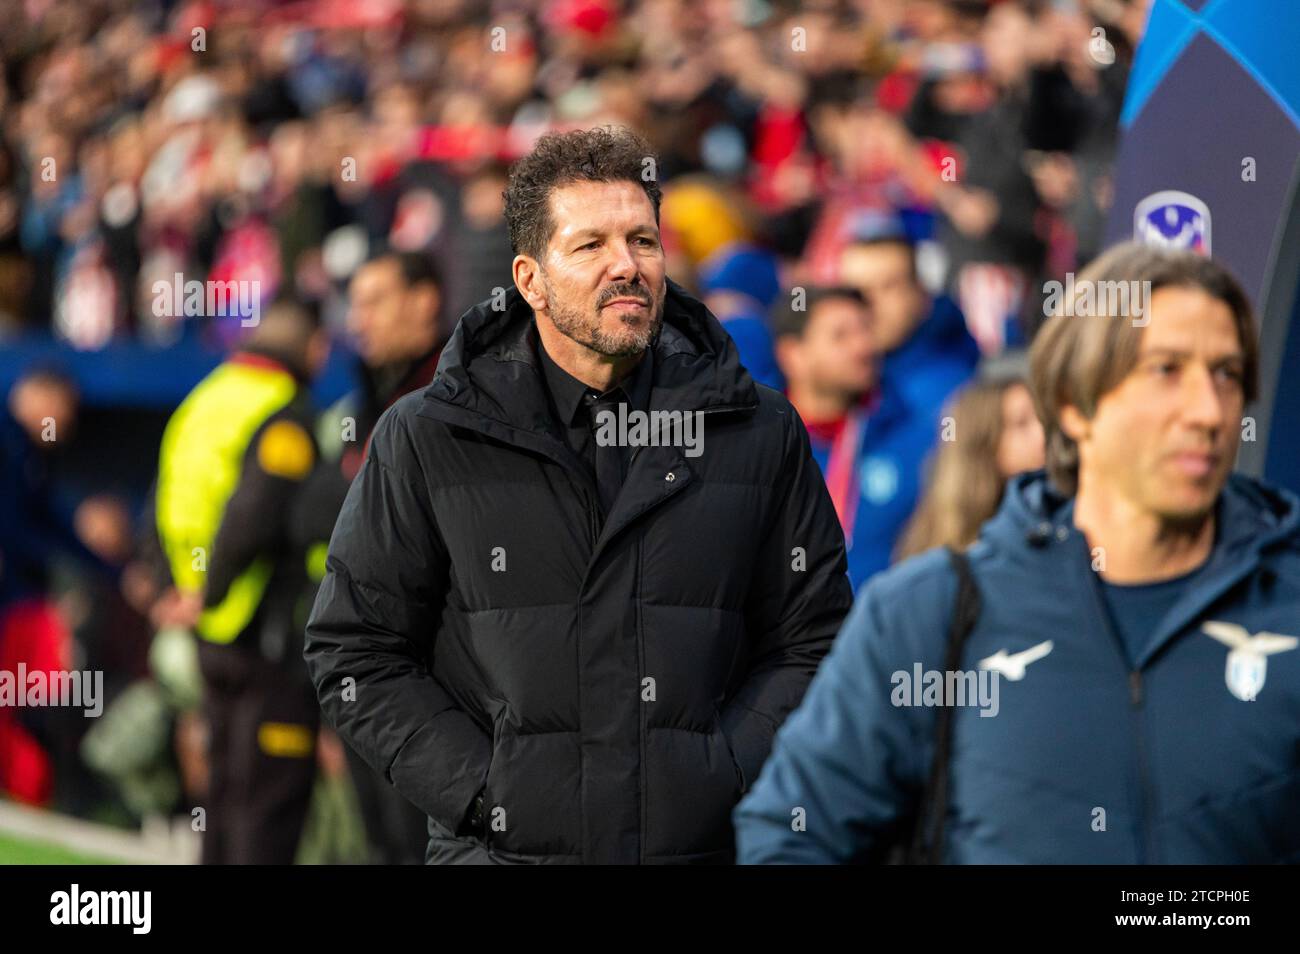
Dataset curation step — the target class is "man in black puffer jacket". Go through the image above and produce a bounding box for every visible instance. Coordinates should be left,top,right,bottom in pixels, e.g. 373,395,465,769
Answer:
304,126,852,864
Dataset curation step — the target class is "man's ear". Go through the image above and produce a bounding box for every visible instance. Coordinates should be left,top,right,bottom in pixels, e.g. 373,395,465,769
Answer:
1060,404,1090,443
513,255,547,311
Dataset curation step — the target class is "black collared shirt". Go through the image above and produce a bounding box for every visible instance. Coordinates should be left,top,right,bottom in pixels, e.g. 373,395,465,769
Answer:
536,336,654,515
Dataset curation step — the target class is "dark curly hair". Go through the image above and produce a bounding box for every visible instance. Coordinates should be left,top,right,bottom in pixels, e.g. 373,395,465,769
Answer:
503,125,663,260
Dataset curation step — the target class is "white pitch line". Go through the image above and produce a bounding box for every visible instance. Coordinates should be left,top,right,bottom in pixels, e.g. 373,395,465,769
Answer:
0,800,194,864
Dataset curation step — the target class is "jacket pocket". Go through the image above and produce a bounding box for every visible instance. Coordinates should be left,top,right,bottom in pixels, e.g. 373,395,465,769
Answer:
714,708,745,800
481,701,510,849
425,815,494,865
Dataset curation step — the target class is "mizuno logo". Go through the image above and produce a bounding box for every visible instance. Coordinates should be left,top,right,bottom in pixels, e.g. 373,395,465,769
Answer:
977,640,1054,681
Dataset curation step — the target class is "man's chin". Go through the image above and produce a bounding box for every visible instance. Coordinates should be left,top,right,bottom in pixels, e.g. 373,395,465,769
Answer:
839,377,876,399
596,338,651,359
1154,482,1223,523
594,317,660,357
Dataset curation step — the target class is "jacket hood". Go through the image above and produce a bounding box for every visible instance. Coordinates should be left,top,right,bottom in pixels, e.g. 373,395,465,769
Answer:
423,277,759,434
986,468,1300,560
977,468,1299,668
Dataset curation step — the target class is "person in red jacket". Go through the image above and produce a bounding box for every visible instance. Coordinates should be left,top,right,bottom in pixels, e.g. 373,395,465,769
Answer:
0,599,70,804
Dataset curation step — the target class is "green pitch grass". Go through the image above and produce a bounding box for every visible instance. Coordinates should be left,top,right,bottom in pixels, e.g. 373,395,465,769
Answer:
0,831,119,865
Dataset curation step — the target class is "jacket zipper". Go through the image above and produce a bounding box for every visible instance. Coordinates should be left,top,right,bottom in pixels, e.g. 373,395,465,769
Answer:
425,393,755,862
624,400,753,863
1082,552,1157,864
636,531,646,863
586,492,599,550
1126,669,1156,864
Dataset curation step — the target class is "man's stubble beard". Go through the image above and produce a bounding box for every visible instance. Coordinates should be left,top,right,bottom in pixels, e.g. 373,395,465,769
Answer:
543,273,665,358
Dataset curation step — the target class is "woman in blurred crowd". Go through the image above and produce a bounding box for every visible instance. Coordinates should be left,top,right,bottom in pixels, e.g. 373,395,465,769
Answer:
896,374,1044,559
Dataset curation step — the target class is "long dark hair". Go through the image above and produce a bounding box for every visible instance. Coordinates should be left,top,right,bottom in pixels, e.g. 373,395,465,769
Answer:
896,375,1028,561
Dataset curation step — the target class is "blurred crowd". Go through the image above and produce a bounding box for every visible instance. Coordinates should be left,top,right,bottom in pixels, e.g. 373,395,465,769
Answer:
0,0,1146,860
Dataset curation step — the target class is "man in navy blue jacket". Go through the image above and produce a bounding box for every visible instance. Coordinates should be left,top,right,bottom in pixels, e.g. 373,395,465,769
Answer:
736,243,1300,863
839,233,979,432
774,286,945,590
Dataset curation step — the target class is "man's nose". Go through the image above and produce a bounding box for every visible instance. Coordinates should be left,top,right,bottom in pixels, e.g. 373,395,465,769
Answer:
604,241,639,283
1181,363,1228,432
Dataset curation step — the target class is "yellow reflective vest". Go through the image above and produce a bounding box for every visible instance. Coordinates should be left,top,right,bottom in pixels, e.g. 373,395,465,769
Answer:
156,356,299,644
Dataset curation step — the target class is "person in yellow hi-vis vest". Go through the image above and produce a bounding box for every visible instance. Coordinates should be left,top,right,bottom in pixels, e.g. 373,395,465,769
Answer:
155,298,328,864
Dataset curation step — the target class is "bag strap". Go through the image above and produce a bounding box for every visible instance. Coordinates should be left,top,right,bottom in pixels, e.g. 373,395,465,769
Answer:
907,545,982,864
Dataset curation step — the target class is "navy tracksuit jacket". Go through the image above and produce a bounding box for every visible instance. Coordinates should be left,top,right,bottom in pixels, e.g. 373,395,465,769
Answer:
736,470,1300,863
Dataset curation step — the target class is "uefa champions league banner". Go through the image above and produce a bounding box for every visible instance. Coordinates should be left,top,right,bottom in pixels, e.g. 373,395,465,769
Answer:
1106,0,1300,493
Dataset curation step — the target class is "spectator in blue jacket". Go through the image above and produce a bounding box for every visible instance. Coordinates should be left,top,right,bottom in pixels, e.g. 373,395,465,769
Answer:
774,285,939,590
736,243,1300,863
840,233,979,435
698,242,785,391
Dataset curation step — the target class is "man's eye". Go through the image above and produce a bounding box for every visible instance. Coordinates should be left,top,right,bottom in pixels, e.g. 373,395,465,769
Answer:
578,241,600,251
634,237,656,246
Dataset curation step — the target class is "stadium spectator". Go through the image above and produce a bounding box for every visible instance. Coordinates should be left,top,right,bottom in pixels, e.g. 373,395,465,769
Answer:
48,493,154,817
436,161,515,326
773,284,938,589
330,248,445,475
697,241,785,391
0,368,105,608
0,1,1139,350
0,367,109,805
838,231,979,432
896,374,1044,560
922,1,1132,354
